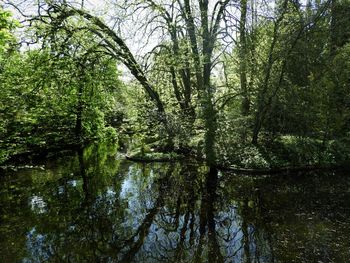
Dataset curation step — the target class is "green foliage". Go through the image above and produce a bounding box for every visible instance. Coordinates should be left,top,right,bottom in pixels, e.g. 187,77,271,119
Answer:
103,126,119,142
238,145,270,169
1,1,349,168
0,8,18,55
0,46,124,163
268,136,324,166
127,148,184,162
326,137,350,166
0,149,9,164
216,132,350,169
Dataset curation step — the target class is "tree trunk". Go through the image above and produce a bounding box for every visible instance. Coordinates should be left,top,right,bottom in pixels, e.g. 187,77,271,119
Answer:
239,0,250,116
75,75,84,141
251,0,287,144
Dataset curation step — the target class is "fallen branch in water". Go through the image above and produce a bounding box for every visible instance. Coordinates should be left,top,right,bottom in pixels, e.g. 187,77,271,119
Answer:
215,163,348,175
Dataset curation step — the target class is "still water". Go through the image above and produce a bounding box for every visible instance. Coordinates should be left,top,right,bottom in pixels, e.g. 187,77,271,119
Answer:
1,143,350,263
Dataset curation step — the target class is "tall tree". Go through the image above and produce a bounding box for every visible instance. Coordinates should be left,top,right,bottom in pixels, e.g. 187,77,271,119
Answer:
15,0,232,165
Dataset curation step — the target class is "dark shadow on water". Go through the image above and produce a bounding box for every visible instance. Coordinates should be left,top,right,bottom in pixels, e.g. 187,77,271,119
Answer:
1,143,350,262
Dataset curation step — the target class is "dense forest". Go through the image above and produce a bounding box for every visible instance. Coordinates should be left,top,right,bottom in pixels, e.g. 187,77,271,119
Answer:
1,1,350,262
0,0,349,169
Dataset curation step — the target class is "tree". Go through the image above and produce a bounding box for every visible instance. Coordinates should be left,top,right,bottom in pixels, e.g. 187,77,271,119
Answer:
250,0,333,144
0,45,122,162
2,0,349,168
11,0,233,165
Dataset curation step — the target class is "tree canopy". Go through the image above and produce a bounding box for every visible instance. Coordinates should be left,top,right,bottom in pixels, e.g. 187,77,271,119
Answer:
0,0,349,168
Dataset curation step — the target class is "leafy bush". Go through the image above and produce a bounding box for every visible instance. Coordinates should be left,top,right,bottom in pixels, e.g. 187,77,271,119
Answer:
103,126,118,142
239,145,269,168
325,137,350,166
0,149,9,164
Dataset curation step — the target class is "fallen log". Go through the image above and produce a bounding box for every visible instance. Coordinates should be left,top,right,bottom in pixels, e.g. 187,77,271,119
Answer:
215,163,347,175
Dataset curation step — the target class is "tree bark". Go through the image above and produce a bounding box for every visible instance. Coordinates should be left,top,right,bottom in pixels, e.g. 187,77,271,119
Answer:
239,0,250,116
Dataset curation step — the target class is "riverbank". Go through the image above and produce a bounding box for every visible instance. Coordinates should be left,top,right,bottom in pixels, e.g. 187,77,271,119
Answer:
2,135,349,174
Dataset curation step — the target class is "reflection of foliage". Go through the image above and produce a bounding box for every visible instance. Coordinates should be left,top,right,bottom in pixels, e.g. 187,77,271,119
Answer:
1,148,350,262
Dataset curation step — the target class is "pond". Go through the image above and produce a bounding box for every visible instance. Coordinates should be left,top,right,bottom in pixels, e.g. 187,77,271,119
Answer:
1,143,350,262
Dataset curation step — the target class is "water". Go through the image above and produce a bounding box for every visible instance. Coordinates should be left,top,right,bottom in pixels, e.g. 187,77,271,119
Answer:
0,143,350,262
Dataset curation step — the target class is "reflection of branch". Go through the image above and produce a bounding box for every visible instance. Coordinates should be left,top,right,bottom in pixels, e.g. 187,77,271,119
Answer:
119,166,174,262
194,167,224,262
174,209,190,260
120,204,160,262
207,167,224,263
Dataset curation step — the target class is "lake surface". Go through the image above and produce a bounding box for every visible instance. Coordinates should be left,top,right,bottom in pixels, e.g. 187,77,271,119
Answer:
1,143,350,263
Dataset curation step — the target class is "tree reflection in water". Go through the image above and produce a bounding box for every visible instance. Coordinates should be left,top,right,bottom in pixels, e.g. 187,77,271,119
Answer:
1,144,350,262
